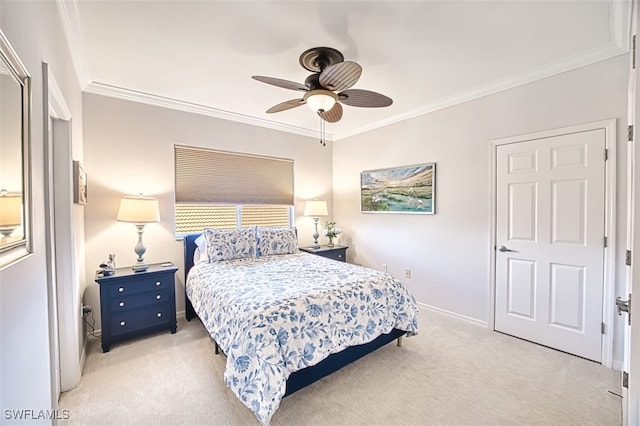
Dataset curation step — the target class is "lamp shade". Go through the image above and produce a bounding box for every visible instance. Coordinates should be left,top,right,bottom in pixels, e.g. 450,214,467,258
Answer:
303,199,328,217
304,90,337,112
117,196,160,223
0,193,22,226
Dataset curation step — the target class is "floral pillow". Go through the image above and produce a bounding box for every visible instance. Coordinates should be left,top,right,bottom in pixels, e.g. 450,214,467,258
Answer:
204,226,257,262
257,227,298,256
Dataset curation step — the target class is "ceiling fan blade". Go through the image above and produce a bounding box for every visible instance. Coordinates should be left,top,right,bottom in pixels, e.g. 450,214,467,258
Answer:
252,75,308,92
266,98,306,113
319,61,362,92
317,102,343,123
338,89,393,108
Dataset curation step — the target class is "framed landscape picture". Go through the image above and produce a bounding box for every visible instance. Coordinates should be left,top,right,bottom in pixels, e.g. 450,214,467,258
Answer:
73,160,88,205
361,163,435,214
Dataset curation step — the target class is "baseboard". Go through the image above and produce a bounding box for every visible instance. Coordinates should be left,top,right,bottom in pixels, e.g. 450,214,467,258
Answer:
177,310,186,319
80,336,87,371
417,302,489,328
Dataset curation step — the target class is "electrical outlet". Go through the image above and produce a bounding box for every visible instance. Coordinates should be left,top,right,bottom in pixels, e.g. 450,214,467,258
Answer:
405,269,411,278
382,264,388,273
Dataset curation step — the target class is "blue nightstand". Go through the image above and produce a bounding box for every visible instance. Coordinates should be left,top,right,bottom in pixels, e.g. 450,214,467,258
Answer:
95,263,178,352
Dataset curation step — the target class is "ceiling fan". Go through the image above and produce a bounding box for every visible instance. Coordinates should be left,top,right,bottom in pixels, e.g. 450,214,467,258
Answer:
252,47,393,124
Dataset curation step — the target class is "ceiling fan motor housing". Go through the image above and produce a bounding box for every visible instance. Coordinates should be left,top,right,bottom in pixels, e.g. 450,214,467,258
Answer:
304,74,322,90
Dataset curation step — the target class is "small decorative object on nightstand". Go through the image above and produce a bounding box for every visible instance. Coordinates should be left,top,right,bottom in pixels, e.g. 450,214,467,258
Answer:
95,262,178,352
322,221,342,247
300,245,348,262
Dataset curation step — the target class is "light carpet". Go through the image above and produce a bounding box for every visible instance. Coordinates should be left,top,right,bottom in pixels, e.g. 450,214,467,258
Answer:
59,308,621,425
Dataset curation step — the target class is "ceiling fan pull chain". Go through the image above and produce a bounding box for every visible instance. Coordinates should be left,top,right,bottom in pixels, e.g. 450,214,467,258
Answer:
319,113,326,146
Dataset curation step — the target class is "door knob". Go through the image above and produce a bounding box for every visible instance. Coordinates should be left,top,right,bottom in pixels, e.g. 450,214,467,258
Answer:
498,245,516,252
616,294,631,325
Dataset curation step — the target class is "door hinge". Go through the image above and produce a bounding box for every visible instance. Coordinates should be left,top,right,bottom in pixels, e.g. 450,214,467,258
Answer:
604,149,608,161
604,236,607,248
634,35,637,70
627,250,632,266
629,125,634,142
623,371,629,388
601,322,605,334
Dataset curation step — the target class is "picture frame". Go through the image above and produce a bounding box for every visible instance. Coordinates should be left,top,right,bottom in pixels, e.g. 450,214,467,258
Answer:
73,160,88,205
361,163,435,214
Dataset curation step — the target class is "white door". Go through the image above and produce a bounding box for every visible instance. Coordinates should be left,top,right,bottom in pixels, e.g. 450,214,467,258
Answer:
495,129,606,362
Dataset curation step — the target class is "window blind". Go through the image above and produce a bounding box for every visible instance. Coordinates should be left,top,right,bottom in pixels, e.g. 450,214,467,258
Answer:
175,146,294,205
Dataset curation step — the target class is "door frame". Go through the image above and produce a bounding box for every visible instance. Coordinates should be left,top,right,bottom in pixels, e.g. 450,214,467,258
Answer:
488,119,617,368
44,63,79,397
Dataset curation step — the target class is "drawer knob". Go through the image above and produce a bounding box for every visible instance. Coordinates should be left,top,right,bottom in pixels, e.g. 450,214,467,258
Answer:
118,287,124,293
156,312,162,318
155,281,161,287
156,294,161,300
119,301,125,307
120,321,126,326
337,254,343,258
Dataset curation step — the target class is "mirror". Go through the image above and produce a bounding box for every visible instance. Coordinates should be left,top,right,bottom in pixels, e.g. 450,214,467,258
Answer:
0,29,31,269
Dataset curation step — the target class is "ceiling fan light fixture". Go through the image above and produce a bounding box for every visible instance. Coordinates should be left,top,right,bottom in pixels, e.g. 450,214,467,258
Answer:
304,89,337,112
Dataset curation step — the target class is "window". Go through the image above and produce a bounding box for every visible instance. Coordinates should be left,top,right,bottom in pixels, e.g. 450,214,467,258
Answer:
175,204,292,234
174,146,294,234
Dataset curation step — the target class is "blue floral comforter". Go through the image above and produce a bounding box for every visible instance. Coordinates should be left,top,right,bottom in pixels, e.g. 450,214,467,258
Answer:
186,252,419,425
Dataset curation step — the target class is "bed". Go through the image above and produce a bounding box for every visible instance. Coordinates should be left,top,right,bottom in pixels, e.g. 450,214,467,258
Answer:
183,227,419,425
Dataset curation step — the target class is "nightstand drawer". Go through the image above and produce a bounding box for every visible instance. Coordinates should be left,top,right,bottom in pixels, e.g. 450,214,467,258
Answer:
300,246,348,262
110,303,170,337
321,249,346,262
107,274,172,298
109,289,170,313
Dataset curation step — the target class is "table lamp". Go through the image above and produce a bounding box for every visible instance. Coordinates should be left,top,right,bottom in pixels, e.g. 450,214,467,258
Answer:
117,195,160,272
0,190,22,238
303,199,328,249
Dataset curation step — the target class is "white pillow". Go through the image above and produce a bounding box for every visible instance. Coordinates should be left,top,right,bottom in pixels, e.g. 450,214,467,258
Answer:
257,227,298,256
193,234,208,264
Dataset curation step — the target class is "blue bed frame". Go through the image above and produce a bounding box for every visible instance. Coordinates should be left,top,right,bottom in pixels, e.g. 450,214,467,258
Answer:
182,233,406,396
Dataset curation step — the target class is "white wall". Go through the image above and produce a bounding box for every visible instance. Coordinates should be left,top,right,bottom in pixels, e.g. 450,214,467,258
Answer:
333,55,629,361
0,0,85,421
82,93,333,331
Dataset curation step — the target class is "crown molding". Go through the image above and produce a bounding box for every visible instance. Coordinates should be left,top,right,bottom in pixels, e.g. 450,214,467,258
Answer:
84,82,326,140
55,0,91,89
58,0,628,143
333,40,628,140
334,0,631,140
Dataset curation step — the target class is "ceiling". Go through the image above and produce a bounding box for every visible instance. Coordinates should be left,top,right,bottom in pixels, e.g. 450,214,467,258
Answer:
58,0,631,141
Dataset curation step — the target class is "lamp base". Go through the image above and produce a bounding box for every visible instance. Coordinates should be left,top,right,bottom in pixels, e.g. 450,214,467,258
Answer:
132,262,148,272
311,216,321,249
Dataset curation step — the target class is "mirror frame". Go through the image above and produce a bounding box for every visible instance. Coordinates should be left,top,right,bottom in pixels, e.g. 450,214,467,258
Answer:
0,29,32,269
